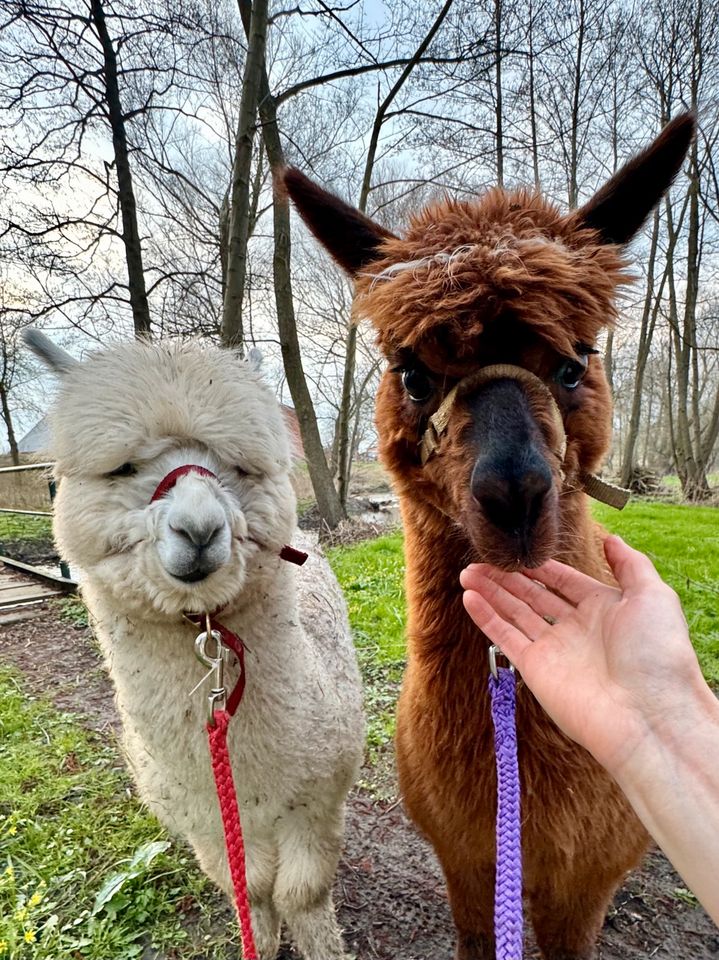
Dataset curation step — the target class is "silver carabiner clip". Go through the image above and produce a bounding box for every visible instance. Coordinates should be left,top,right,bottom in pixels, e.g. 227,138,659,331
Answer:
194,613,227,726
489,644,515,680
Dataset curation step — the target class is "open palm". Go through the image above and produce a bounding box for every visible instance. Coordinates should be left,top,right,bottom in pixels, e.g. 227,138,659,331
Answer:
460,536,702,775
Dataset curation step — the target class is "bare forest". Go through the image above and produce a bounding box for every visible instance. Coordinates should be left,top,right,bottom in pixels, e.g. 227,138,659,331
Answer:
1,0,718,523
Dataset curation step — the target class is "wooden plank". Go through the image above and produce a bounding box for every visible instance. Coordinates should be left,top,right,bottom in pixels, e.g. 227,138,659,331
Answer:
0,559,73,613
0,585,62,607
0,582,59,597
0,461,54,474
0,606,48,627
0,596,60,609
0,570,22,584
0,581,48,594
0,569,63,609
0,572,28,591
0,555,76,591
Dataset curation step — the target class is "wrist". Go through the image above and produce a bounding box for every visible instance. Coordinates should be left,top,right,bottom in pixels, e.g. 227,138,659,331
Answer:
606,681,719,789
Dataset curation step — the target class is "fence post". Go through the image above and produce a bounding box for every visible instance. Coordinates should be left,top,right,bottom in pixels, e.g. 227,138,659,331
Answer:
47,478,72,581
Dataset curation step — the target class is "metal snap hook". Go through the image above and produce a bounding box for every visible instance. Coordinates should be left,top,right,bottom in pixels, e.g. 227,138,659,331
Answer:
489,644,515,680
193,614,228,726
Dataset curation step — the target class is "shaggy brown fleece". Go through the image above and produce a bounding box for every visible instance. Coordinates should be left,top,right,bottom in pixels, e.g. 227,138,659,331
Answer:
355,189,630,364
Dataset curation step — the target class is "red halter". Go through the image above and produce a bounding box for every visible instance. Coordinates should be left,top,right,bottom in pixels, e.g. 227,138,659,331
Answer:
150,463,217,503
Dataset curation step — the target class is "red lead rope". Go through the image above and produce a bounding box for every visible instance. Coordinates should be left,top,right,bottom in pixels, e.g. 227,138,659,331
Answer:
184,613,257,958
207,711,257,959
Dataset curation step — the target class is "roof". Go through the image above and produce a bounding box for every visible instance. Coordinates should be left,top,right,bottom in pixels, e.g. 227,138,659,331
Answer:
18,418,50,454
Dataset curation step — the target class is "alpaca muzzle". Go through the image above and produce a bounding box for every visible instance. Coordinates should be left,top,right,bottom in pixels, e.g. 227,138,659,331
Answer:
420,364,630,510
150,464,309,566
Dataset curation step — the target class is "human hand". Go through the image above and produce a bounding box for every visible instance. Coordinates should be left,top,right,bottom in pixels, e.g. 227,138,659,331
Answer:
460,536,707,776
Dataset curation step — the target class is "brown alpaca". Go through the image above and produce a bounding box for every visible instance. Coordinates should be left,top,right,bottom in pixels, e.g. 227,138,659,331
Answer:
283,114,694,960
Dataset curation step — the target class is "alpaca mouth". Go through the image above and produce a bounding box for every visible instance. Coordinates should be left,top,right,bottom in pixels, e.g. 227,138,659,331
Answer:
476,541,548,572
464,509,556,572
175,568,211,584
167,555,227,584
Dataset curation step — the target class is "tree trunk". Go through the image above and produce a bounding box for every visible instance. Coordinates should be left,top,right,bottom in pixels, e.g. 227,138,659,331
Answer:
219,192,230,304
90,0,151,339
620,208,665,486
237,0,345,530
527,0,540,192
700,387,719,469
640,369,655,467
221,0,269,352
603,329,614,396
0,383,19,465
494,0,504,187
681,136,710,499
271,191,345,530
665,195,703,498
335,0,454,507
336,323,357,507
568,0,585,208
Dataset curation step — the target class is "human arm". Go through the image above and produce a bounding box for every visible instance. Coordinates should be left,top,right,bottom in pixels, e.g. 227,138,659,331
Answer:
460,535,719,924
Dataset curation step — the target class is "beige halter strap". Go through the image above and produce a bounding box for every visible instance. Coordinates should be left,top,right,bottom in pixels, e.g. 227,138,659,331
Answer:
419,363,630,510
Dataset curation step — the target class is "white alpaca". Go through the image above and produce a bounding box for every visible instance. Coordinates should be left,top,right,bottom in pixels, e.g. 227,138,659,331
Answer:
25,331,365,960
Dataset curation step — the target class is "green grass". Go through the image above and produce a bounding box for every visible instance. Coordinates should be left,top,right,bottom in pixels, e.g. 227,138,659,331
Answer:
662,473,719,490
0,671,234,959
0,514,52,544
327,533,406,751
592,500,719,684
56,595,90,629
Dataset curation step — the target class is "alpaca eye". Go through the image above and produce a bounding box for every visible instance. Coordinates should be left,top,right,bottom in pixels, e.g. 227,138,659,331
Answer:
401,368,433,403
555,358,587,390
107,462,137,478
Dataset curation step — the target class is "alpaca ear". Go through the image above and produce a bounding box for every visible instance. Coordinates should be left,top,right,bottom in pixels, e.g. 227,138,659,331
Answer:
280,405,305,461
572,113,695,245
247,347,263,372
22,328,78,374
281,167,397,275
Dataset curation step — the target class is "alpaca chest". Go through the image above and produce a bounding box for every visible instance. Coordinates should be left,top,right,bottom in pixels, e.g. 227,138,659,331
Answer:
398,664,636,868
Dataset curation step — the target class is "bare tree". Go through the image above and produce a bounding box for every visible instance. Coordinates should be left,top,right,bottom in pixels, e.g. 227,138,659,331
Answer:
235,0,347,529
0,341,20,464
335,0,455,508
90,0,151,336
221,0,268,350
0,0,160,336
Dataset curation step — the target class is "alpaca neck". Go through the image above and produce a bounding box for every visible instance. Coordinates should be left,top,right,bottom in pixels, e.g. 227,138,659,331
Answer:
85,558,303,739
401,498,483,664
87,557,299,651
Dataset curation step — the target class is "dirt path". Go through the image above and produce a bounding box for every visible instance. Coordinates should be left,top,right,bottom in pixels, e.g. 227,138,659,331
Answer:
1,607,716,959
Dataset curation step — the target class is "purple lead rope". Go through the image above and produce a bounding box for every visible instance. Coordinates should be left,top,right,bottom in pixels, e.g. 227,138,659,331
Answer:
489,656,523,960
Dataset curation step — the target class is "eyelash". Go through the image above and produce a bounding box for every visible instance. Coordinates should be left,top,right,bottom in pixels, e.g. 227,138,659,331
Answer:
106,462,137,478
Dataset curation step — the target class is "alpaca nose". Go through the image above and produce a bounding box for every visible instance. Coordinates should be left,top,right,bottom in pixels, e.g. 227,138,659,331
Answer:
471,452,552,533
170,516,224,549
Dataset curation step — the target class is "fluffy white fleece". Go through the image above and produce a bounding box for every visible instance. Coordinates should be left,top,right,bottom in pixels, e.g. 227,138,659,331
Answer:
29,334,365,960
